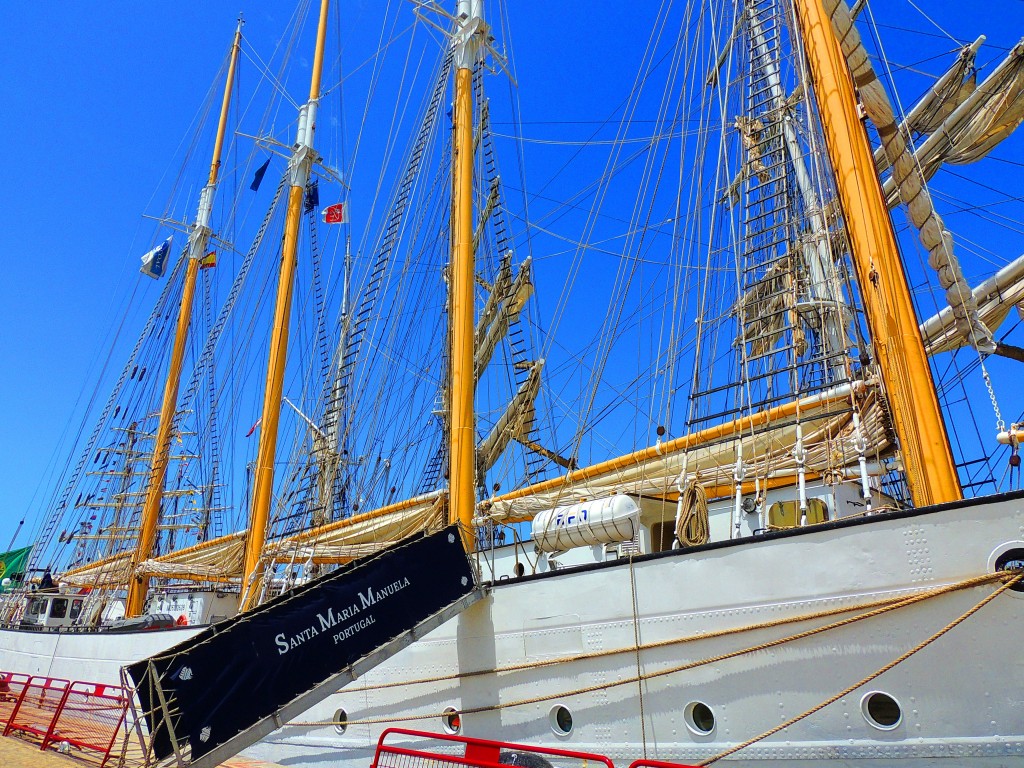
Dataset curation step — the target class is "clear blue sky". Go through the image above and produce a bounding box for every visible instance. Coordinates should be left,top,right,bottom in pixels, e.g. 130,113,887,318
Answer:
0,1,1022,552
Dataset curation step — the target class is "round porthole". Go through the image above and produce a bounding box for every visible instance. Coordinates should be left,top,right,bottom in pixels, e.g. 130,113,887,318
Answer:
333,709,347,735
684,701,715,735
861,691,902,730
549,705,573,736
513,562,525,578
990,543,1024,594
442,707,461,734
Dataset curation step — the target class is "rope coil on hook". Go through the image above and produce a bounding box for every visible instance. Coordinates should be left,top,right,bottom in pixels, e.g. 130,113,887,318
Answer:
675,481,710,547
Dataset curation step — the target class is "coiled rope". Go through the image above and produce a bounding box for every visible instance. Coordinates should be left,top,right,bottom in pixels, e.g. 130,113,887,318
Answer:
675,481,710,547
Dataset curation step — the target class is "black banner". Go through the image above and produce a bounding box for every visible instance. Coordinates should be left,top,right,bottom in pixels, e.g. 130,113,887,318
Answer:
127,526,475,761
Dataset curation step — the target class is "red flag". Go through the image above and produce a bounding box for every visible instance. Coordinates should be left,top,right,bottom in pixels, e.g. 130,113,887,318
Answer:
322,202,348,224
245,417,262,437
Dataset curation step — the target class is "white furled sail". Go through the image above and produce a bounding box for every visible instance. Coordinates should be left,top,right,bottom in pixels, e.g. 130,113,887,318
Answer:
477,360,543,474
824,0,996,355
474,255,534,380
881,39,1024,202
921,253,1024,355
873,37,982,174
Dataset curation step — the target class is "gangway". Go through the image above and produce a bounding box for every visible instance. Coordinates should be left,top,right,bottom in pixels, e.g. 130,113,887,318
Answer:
127,526,482,768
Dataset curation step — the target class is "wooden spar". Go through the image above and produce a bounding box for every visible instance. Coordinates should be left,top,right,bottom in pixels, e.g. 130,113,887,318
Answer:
125,22,243,617
449,1,482,551
240,0,331,609
791,0,961,507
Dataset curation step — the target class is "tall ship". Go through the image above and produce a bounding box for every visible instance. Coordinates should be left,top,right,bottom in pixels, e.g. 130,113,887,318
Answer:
2,1,1024,766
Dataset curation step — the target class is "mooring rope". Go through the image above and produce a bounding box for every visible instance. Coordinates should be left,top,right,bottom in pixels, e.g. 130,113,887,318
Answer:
698,569,1023,764
286,568,1016,729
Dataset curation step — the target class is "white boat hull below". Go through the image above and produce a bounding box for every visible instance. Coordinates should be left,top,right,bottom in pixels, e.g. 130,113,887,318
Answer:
0,624,204,685
249,491,1024,767
2,492,1021,766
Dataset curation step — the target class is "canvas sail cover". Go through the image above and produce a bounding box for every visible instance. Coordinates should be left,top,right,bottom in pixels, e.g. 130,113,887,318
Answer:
127,525,475,762
483,387,890,522
59,494,448,586
824,0,997,355
921,253,1024,354
880,40,1024,203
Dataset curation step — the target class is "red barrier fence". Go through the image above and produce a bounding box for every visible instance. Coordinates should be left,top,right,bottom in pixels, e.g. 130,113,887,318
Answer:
0,671,31,729
43,681,130,768
372,728,617,768
0,672,129,768
3,675,70,740
369,729,702,768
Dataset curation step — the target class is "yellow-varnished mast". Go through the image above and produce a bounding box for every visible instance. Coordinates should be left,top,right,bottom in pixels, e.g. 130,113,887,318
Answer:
792,0,961,506
240,0,331,607
449,1,484,550
125,22,243,617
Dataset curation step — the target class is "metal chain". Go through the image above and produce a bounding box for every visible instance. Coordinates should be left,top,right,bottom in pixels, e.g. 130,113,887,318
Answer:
981,361,1006,433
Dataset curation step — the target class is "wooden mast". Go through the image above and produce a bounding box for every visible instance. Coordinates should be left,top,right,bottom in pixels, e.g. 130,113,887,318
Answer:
449,1,483,550
240,0,331,608
125,22,243,617
791,0,961,507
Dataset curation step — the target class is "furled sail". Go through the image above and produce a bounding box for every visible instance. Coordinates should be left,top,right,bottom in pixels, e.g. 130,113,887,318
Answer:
880,39,1024,202
474,255,533,380
482,385,891,522
903,41,980,135
825,0,996,355
262,491,446,564
59,552,133,589
135,532,247,582
873,37,982,174
60,532,247,587
476,360,543,474
733,251,805,358
921,253,1024,355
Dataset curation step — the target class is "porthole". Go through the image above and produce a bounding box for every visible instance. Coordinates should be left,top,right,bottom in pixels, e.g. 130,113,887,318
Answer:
332,709,347,735
442,707,461,734
684,701,715,736
549,705,573,736
861,691,902,730
990,543,1024,594
513,562,525,578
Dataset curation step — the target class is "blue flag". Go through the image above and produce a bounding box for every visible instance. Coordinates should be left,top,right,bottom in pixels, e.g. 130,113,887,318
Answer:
140,236,173,280
250,157,272,191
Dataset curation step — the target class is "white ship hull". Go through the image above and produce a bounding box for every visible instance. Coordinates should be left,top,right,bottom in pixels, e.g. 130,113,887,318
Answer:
0,624,203,684
254,491,1024,766
2,492,1022,766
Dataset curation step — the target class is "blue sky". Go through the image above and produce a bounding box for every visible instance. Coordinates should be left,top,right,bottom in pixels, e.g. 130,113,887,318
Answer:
1,1,1022,553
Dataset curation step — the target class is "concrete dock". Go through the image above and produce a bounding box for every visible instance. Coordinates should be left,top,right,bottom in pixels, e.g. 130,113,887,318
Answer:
0,730,286,768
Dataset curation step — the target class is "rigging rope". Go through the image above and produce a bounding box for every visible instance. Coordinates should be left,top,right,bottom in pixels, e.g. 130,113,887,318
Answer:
699,569,1024,764
286,568,1013,727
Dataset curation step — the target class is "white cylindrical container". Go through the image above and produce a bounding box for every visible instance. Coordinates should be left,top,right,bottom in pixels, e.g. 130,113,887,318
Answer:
532,495,639,553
